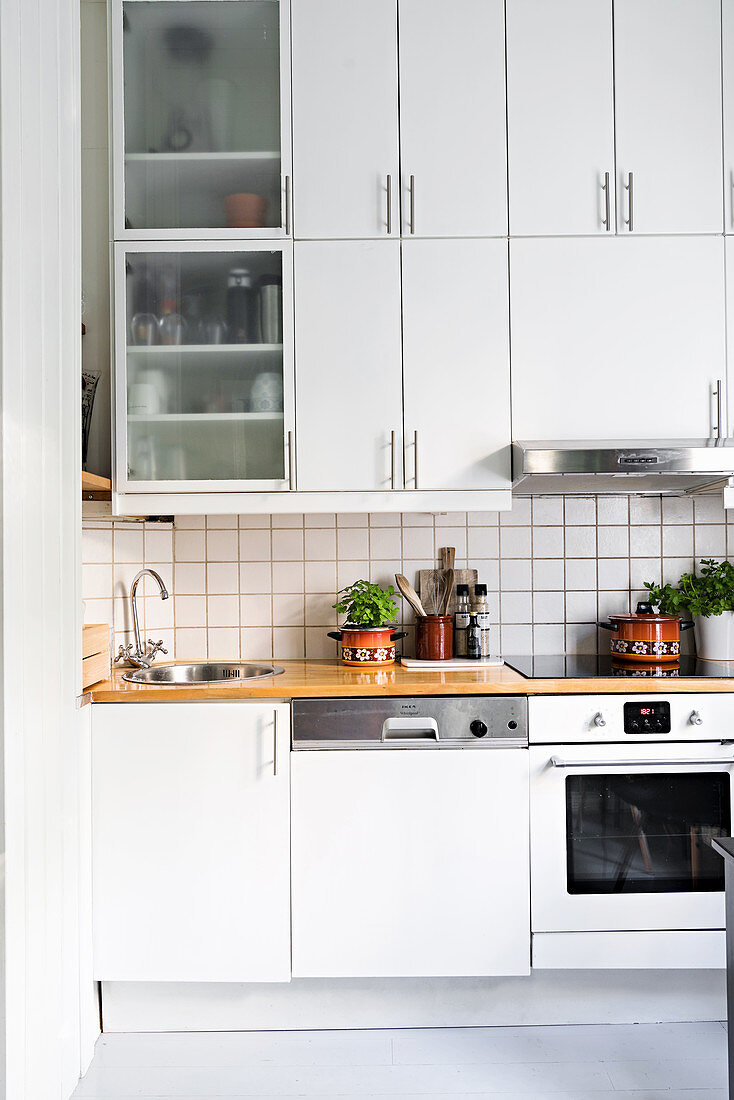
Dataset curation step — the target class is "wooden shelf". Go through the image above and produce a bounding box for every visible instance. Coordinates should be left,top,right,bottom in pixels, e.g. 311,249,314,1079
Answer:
83,470,112,501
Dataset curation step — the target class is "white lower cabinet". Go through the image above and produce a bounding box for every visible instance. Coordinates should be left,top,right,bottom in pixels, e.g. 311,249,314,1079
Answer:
291,749,530,978
92,703,291,982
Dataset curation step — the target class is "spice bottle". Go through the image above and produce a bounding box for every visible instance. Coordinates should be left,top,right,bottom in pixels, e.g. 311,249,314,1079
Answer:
472,583,492,658
453,583,470,658
466,613,482,660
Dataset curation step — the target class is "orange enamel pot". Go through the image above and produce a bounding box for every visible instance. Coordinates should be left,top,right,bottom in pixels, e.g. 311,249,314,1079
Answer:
599,601,694,663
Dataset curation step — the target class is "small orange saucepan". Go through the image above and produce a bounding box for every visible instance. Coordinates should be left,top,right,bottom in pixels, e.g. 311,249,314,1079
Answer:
327,627,408,667
598,601,694,663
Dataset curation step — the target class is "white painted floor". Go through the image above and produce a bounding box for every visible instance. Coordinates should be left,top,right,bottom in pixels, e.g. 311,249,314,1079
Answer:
71,1021,729,1098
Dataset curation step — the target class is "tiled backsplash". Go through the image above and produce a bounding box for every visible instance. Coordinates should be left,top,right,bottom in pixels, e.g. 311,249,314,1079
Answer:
82,495,734,662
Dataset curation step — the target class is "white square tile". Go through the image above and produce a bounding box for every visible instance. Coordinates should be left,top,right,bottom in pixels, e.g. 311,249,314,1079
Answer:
695,495,726,524
174,562,206,594
598,526,629,557
564,497,596,525
144,528,173,563
630,557,661,589
114,527,144,564
401,512,432,527
305,561,337,594
305,593,337,626
305,513,336,528
662,496,693,524
534,623,566,654
468,510,499,525
112,562,142,595
272,626,305,658
337,512,368,527
83,526,113,564
501,497,531,525
402,526,434,559
630,525,662,556
533,591,565,623
82,563,112,600
565,622,600,653
205,514,237,529
598,590,631,619
206,562,238,595
207,594,239,628
565,590,598,622
113,596,133,633
239,562,272,594
370,527,402,559
174,529,206,562
143,594,174,632
500,526,532,557
238,514,270,528
500,591,532,623
271,513,304,528
337,560,370,590
597,557,630,590
273,593,304,626
663,557,694,585
239,529,271,561
596,496,629,525
500,624,532,652
533,559,565,590
500,558,532,591
565,558,597,590
206,529,239,561
175,595,206,629
369,512,401,527
174,627,207,660
435,511,467,527
695,524,727,558
532,497,563,525
305,627,338,659
435,528,467,559
337,528,370,560
474,559,500,590
207,627,240,659
532,526,563,558
240,627,273,659
630,496,662,524
304,528,337,560
272,561,304,593
468,526,499,559
662,525,693,556
83,598,113,628
370,561,402,595
564,526,596,557
240,594,271,626
174,515,205,529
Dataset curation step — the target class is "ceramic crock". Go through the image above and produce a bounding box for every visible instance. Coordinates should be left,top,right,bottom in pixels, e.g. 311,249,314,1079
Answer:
327,627,408,667
599,601,694,663
694,611,734,661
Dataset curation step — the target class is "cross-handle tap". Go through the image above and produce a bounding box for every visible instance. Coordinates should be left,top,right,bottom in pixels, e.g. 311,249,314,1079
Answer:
129,568,169,668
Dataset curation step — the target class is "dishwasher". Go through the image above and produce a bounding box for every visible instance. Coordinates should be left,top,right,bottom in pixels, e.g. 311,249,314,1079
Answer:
290,696,530,978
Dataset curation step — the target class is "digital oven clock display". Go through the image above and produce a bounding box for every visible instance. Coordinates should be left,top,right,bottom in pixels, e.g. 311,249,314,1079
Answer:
623,701,671,734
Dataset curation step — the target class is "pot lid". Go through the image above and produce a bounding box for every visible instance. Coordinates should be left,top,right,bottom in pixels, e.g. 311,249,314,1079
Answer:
607,600,681,623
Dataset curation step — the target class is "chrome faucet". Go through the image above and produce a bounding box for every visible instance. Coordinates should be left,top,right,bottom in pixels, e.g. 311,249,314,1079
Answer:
115,568,170,669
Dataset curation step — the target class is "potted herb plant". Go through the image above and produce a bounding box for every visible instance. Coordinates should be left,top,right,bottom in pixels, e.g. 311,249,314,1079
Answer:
645,558,734,661
329,580,406,666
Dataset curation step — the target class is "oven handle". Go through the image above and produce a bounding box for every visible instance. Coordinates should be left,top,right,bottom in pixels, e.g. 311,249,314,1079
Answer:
550,755,734,768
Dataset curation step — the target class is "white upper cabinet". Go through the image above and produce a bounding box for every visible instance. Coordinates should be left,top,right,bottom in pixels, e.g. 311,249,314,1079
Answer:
291,0,400,239
506,0,616,237
510,236,726,440
398,0,507,238
402,238,510,490
721,0,734,232
614,0,723,235
294,240,403,490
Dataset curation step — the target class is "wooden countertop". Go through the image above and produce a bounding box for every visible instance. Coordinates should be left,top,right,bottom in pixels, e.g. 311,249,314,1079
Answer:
90,659,734,701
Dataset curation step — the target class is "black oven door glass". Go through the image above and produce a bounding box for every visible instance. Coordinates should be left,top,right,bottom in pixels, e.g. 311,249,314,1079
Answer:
565,772,731,894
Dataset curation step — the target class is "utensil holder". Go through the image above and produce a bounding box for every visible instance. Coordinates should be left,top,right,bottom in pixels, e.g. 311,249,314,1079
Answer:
416,616,453,661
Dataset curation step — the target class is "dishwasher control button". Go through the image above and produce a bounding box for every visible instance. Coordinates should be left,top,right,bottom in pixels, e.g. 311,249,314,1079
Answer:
507,720,518,730
470,720,488,738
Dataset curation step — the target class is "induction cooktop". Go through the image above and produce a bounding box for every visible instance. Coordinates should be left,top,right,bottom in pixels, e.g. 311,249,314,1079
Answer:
503,654,734,679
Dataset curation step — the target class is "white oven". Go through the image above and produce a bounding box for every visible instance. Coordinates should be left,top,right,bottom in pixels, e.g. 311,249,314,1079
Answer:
529,694,734,969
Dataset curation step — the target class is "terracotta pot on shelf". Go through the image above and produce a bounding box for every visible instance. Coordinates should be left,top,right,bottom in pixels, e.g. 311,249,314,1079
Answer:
224,192,267,228
599,601,694,663
327,626,408,667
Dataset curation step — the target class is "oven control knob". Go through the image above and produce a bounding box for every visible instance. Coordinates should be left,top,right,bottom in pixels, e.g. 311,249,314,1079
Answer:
629,720,640,733
689,710,703,726
470,720,488,738
593,712,606,728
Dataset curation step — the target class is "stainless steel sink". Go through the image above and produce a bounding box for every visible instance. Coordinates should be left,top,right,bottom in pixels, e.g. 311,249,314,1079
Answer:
122,662,285,685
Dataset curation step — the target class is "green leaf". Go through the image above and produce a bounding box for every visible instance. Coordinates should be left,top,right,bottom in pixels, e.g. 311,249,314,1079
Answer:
331,579,400,628
644,558,734,617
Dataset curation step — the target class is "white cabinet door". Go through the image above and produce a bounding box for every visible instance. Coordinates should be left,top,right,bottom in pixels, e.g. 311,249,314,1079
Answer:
291,749,530,978
510,236,726,440
398,0,507,237
723,0,734,233
291,0,399,239
93,703,291,982
506,0,615,236
402,238,510,490
614,0,723,235
294,240,403,491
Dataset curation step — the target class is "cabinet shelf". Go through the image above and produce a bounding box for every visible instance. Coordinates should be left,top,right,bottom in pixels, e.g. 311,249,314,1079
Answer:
129,412,283,423
126,151,280,164
128,344,282,357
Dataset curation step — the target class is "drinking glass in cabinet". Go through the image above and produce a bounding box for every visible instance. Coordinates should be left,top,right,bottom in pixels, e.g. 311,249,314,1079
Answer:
124,250,287,484
122,1,284,232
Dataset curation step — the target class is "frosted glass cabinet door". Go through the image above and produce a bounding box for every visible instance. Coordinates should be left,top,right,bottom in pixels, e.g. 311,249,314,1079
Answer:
116,243,294,491
115,0,291,237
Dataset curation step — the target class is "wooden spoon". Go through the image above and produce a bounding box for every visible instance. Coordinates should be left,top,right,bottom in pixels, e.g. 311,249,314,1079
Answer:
440,568,455,615
440,546,456,571
395,573,427,618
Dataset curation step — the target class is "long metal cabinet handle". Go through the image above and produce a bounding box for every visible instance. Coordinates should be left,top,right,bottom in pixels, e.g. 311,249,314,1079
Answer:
273,708,278,777
601,171,611,231
413,429,419,489
624,172,634,231
284,175,291,235
390,429,396,489
287,429,297,490
715,379,724,439
550,755,734,769
386,174,392,234
409,174,415,234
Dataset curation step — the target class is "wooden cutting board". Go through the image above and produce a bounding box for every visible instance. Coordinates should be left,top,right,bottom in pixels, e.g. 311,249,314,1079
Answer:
418,568,478,616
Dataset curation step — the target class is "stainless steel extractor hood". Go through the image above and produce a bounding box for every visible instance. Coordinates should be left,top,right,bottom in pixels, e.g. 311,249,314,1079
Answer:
512,439,734,496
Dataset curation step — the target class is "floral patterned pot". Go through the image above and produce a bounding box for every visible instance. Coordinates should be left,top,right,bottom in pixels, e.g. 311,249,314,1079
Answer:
327,627,408,667
599,601,694,664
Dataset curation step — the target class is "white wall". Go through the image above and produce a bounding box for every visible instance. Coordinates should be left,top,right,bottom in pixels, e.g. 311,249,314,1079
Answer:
1,0,97,1095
